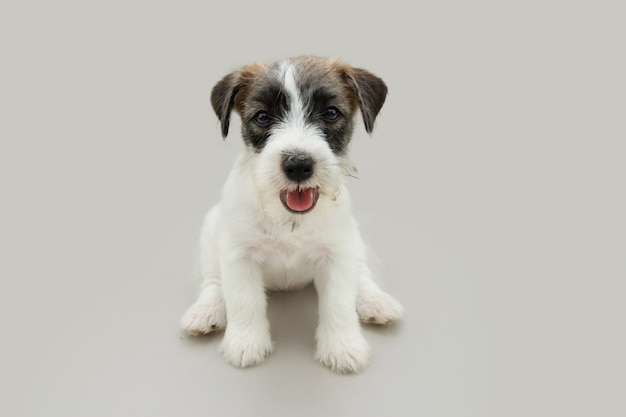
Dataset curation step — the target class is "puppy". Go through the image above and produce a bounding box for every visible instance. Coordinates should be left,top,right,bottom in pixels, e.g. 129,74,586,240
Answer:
181,56,403,373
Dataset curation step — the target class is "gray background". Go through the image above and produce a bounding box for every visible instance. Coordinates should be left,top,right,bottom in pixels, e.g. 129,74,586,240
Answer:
1,1,625,416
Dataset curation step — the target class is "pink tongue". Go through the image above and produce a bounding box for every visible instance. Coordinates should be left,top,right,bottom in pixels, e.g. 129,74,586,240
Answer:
286,188,315,212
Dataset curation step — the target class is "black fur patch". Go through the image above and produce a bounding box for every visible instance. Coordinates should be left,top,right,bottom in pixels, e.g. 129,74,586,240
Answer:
292,62,358,155
240,80,289,152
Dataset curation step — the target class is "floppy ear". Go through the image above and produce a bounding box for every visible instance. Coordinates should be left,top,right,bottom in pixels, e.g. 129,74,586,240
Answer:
210,71,242,138
347,68,388,133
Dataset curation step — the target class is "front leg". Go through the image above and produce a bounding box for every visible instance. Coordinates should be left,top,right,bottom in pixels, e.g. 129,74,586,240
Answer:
314,255,371,374
219,255,273,368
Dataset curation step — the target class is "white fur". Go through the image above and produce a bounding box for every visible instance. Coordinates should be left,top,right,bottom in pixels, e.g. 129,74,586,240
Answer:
181,60,403,373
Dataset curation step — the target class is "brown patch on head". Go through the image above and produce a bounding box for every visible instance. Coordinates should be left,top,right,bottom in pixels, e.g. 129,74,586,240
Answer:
285,56,388,154
290,56,388,133
289,56,358,116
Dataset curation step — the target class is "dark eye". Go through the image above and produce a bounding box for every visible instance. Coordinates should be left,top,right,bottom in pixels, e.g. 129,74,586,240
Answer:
323,107,341,122
253,111,271,127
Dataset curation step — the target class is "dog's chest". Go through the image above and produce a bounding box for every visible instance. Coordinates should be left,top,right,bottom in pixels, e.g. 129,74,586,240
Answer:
252,226,321,289
255,227,310,264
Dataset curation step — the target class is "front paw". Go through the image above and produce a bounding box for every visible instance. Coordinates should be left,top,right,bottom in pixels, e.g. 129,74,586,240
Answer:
357,290,404,325
180,300,227,336
219,328,273,368
315,332,371,374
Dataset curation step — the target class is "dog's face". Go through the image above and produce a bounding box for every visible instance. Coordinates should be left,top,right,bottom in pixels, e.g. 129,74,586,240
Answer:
211,56,387,217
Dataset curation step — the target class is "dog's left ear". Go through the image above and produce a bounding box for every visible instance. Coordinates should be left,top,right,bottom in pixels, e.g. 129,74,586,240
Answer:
210,71,242,138
346,67,388,133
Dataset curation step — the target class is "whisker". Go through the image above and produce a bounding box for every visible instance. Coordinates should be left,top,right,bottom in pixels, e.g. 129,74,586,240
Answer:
344,170,360,179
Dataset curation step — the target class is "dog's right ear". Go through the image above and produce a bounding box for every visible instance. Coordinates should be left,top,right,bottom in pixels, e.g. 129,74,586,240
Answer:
210,71,242,138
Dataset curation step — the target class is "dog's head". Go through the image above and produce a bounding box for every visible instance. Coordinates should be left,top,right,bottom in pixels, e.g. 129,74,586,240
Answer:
211,56,387,216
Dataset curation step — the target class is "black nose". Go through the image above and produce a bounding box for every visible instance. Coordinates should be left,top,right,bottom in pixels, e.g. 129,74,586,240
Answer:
282,154,314,182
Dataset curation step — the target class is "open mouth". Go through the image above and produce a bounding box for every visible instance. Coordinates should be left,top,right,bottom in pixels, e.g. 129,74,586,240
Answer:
280,187,319,214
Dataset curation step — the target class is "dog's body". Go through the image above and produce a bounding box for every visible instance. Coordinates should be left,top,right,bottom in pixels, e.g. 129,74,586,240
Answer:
181,56,403,373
